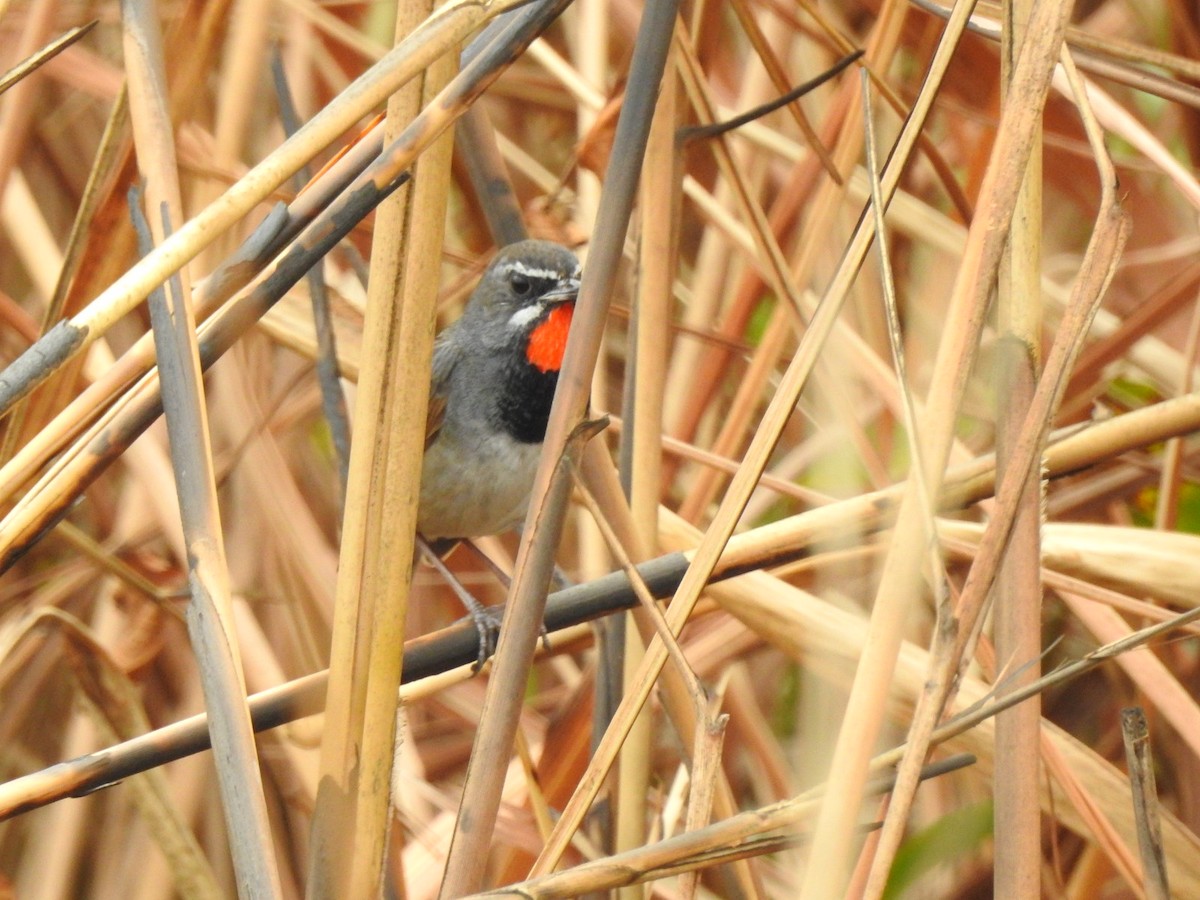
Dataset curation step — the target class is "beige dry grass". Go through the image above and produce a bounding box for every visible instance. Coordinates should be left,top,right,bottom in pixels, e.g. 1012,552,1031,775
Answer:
3,0,1200,897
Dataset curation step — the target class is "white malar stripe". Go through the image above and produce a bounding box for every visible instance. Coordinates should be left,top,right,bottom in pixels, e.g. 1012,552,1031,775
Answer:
507,303,545,329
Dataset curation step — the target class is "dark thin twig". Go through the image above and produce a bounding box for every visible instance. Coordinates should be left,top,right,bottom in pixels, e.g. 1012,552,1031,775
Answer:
270,49,352,509
677,50,863,143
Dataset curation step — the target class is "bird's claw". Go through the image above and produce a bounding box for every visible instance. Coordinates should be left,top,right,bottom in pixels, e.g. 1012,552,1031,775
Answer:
464,603,503,672
459,603,550,673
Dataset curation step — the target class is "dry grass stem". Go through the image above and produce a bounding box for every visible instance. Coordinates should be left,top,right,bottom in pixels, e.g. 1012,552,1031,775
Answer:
1121,707,1171,899
7,2,1200,896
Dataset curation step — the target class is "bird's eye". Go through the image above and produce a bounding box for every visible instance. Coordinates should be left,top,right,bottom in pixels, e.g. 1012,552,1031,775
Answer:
509,273,532,295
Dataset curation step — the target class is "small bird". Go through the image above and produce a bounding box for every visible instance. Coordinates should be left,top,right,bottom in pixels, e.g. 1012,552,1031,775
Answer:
417,239,581,542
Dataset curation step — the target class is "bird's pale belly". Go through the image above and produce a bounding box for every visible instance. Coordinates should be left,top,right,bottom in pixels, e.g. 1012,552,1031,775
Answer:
417,433,544,539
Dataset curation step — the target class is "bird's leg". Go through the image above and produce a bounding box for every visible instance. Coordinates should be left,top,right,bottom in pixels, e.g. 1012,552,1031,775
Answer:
416,535,501,671
458,538,554,652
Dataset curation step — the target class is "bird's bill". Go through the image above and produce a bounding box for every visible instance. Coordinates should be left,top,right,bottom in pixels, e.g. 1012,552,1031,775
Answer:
540,278,581,304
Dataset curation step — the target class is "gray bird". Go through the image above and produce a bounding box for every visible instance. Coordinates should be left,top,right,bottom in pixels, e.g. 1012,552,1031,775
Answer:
417,240,581,541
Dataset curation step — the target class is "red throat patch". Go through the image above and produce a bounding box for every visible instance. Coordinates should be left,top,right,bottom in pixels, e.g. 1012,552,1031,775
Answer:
525,303,574,373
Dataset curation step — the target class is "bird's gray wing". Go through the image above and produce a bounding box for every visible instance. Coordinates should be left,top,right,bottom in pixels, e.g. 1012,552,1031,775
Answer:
424,325,462,449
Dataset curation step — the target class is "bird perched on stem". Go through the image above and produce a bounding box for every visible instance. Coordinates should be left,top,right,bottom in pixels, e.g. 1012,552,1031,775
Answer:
415,240,580,660
417,239,581,541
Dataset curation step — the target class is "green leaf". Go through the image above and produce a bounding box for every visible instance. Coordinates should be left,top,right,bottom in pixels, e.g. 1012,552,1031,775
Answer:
884,798,994,899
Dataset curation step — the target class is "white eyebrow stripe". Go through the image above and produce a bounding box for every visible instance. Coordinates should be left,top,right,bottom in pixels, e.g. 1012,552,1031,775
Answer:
507,303,545,329
499,261,564,281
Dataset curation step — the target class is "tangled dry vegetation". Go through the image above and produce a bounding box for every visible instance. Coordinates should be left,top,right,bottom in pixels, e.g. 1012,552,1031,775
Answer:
3,0,1200,897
